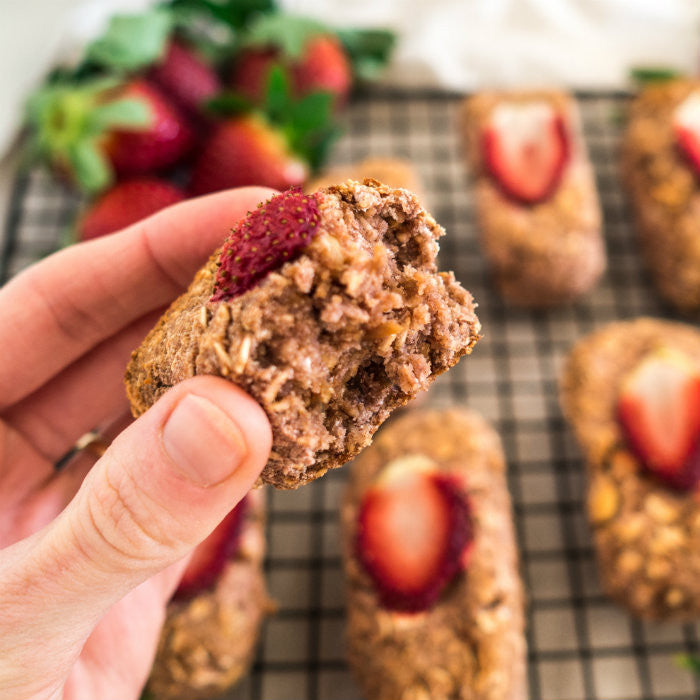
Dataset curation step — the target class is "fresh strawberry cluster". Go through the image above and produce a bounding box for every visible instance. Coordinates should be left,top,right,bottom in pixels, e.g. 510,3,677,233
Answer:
355,457,473,613
617,348,700,491
23,0,395,242
212,188,321,301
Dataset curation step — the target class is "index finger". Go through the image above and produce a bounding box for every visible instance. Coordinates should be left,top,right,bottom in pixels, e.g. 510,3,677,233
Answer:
0,187,275,410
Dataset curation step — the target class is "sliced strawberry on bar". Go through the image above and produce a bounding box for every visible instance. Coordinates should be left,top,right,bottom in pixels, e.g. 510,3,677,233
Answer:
355,455,473,613
617,349,700,491
175,498,247,600
482,101,569,205
673,90,700,175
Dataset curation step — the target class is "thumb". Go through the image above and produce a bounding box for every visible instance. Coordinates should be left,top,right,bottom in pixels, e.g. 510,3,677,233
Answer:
0,376,271,694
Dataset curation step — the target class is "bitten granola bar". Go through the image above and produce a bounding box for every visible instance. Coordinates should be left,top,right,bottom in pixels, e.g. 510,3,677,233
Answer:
125,181,480,488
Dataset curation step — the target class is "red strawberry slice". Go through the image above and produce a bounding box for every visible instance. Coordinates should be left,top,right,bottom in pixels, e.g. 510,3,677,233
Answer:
617,348,700,490
78,177,185,241
189,115,308,196
212,188,321,301
355,455,473,613
482,101,569,205
175,498,248,600
673,90,700,175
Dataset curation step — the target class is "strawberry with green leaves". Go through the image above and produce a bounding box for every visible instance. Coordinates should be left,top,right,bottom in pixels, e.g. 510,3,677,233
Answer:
25,77,193,194
191,67,339,194
230,14,395,108
84,7,223,119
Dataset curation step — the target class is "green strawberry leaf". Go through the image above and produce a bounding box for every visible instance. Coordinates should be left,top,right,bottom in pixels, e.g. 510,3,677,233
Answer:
68,139,113,193
88,98,151,133
264,64,293,124
259,65,339,172
284,91,340,172
23,78,132,194
289,91,333,134
630,66,682,85
166,0,277,31
206,92,254,117
244,13,330,58
337,28,396,81
86,7,174,71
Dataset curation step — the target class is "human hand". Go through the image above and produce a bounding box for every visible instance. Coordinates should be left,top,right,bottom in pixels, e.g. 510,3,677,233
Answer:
0,188,275,700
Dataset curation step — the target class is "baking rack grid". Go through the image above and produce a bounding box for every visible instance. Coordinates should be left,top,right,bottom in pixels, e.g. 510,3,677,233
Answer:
3,92,700,700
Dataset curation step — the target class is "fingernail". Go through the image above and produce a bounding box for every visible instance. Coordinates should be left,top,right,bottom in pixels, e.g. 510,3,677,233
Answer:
162,394,248,487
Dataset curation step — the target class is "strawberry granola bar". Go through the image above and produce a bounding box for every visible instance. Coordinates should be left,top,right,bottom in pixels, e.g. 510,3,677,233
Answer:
560,318,700,620
342,409,526,700
125,181,480,488
147,490,272,699
620,80,700,312
461,91,605,307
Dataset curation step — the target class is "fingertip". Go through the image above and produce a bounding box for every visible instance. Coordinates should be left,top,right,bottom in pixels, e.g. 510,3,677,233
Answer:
163,375,272,488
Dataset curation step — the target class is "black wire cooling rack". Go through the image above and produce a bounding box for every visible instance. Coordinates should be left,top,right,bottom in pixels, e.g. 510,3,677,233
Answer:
3,92,700,700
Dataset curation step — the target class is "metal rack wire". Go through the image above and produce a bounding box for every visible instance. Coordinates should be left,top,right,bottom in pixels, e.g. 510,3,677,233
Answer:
4,93,700,700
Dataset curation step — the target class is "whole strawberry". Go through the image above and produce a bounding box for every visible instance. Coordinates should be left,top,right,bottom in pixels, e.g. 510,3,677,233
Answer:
25,77,193,193
105,79,194,177
148,39,222,118
232,34,351,107
291,35,351,106
78,177,185,241
190,115,308,196
230,48,279,105
229,14,396,109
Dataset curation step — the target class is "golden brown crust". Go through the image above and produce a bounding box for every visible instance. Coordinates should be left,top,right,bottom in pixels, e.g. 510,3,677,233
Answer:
342,409,526,700
461,91,605,307
147,490,273,700
125,180,480,489
620,80,700,312
560,318,700,619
